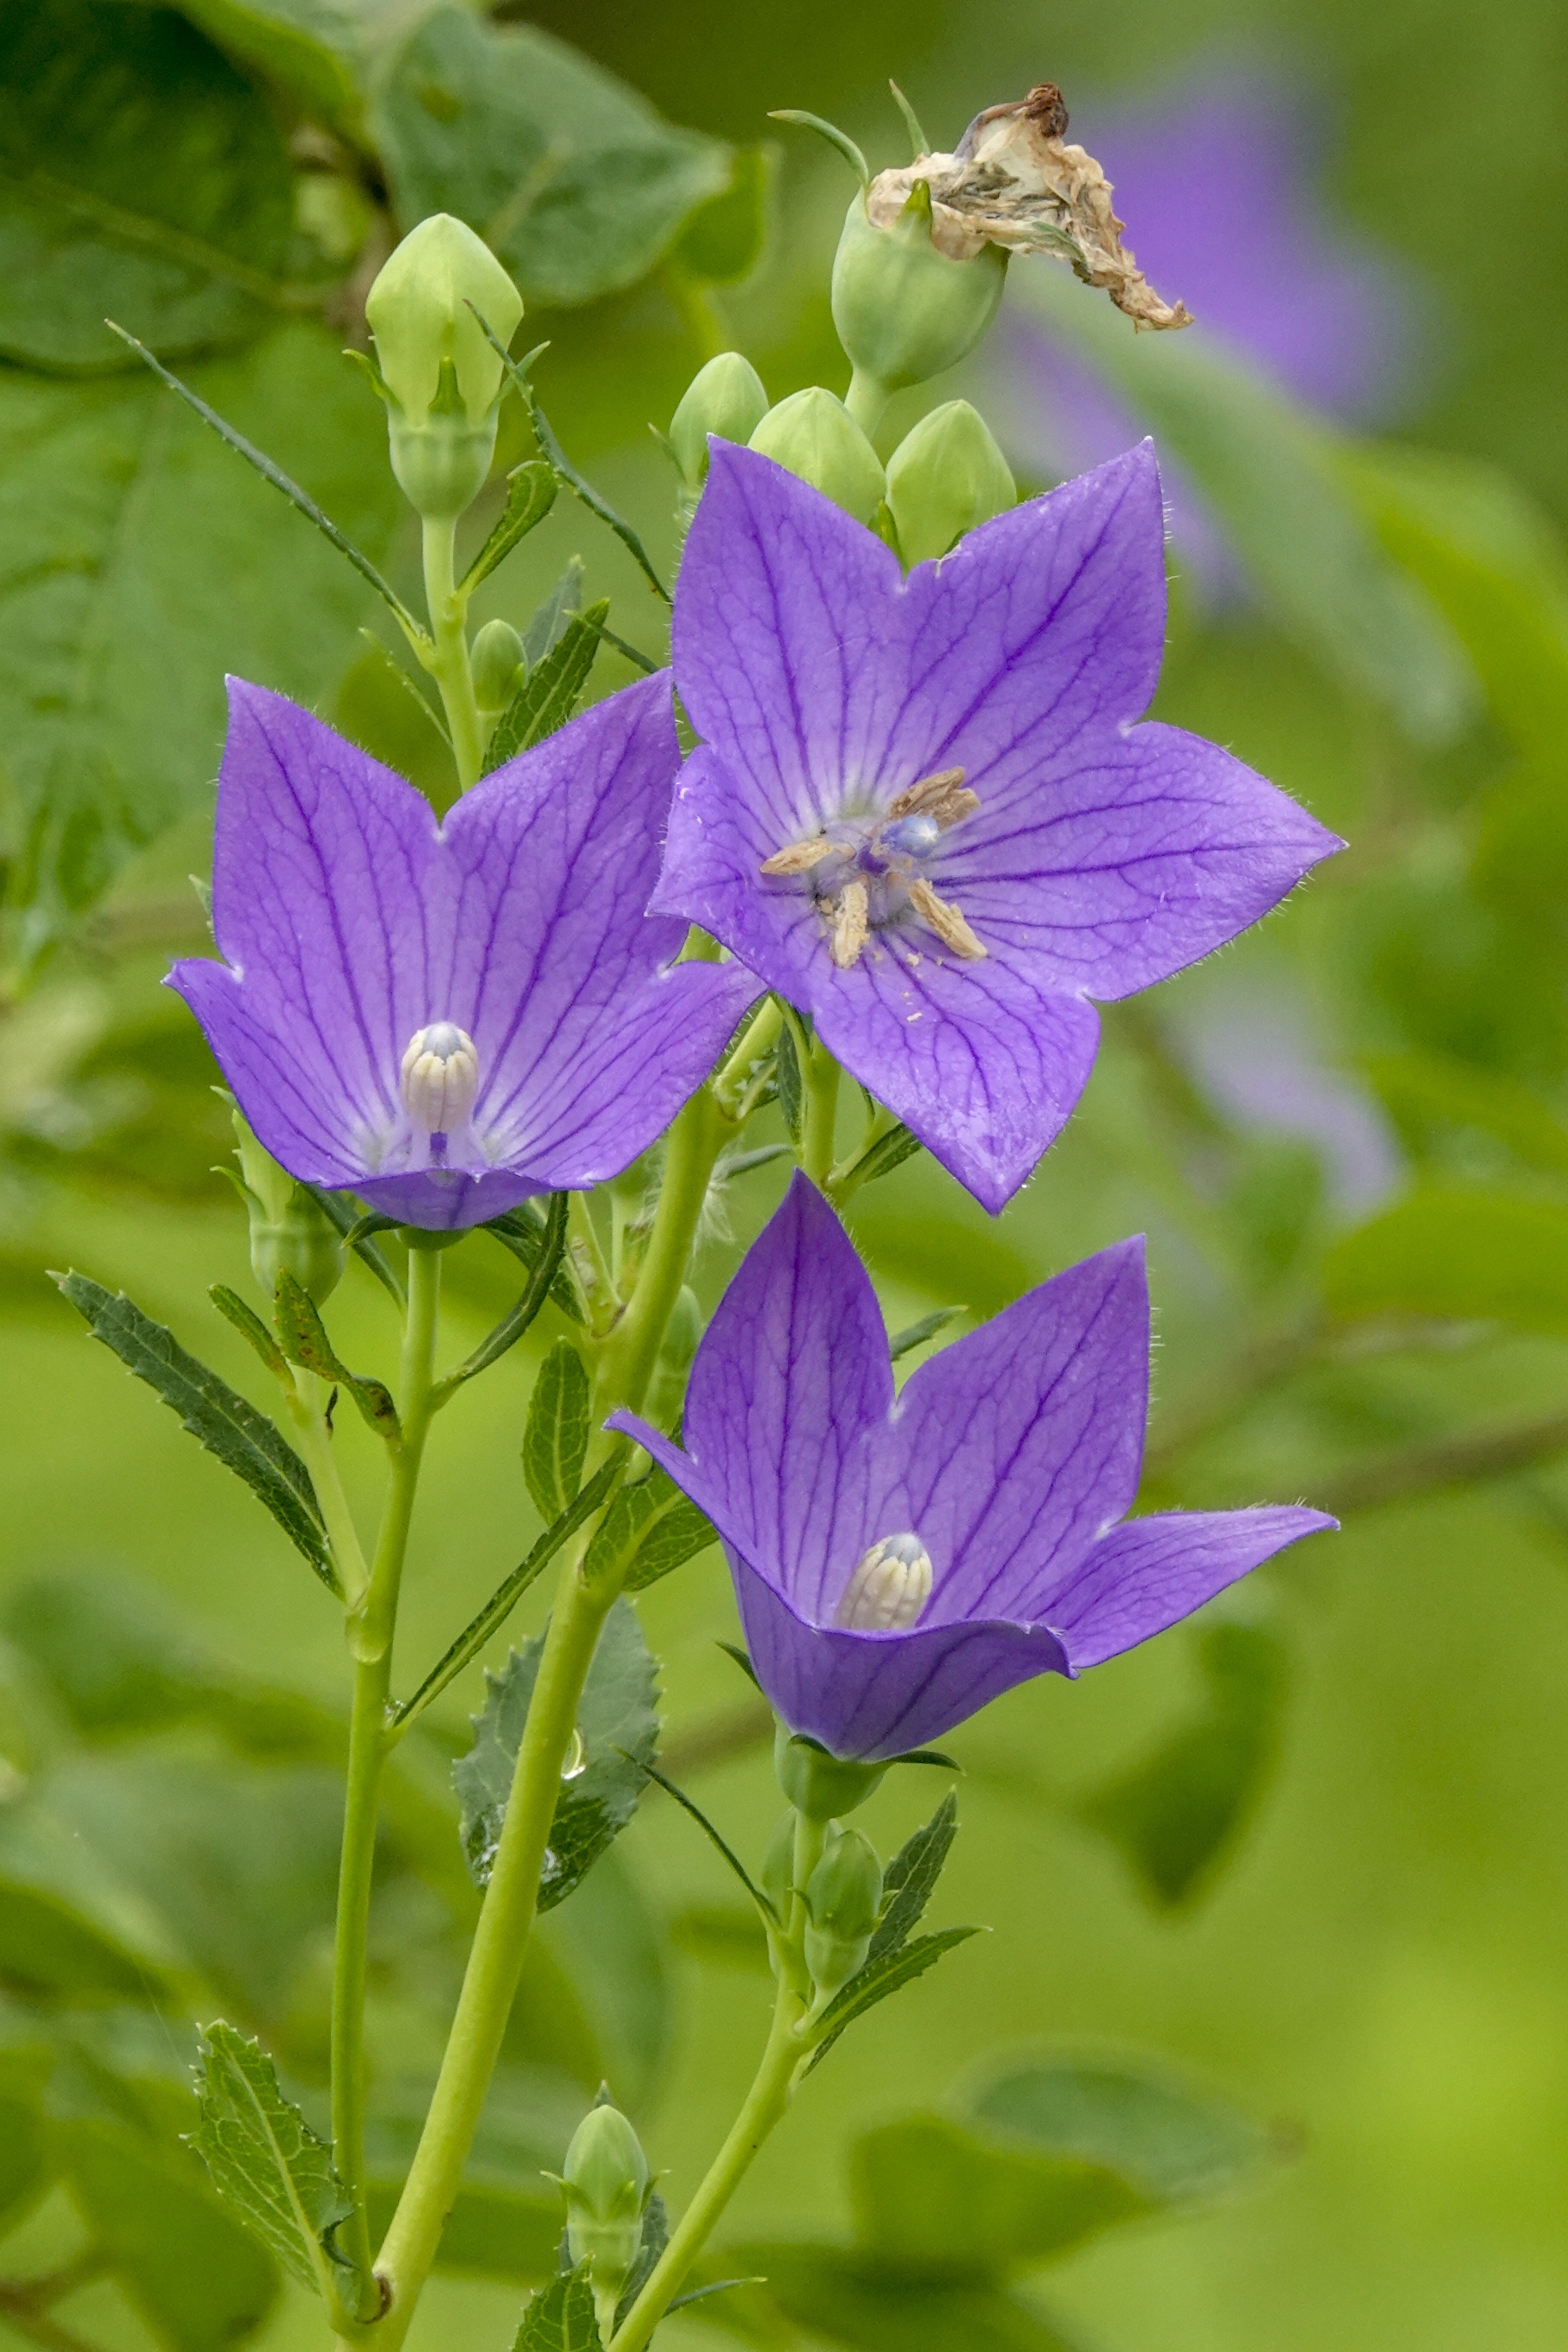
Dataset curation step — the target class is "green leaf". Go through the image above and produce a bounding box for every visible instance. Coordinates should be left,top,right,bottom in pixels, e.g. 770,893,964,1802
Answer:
870,1792,959,1962
188,2022,354,2299
1013,268,1474,745
1363,1048,1568,1182
963,2049,1270,2209
393,1455,624,1729
0,0,294,374
523,1340,592,1522
0,2085,46,2231
0,1873,164,2002
840,1121,922,1191
52,1273,334,1589
487,1202,585,1326
669,144,775,285
629,1758,777,1926
170,0,377,134
1324,1184,1568,1334
669,1904,772,1973
484,603,609,773
1076,1618,1288,1909
373,9,732,310
273,1268,401,1440
582,1461,717,1594
612,2192,669,2332
805,1928,980,2061
434,1191,571,1400
512,2263,603,2352
209,1283,289,1381
60,2116,279,2352
482,334,670,603
886,1308,965,1363
775,1014,805,1145
523,558,585,668
719,2245,1081,2352
461,459,558,593
455,1600,658,1908
365,2177,562,2283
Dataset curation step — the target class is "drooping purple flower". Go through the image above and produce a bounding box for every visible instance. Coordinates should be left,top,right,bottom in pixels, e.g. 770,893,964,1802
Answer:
170,676,759,1231
609,1173,1332,1762
656,439,1340,1211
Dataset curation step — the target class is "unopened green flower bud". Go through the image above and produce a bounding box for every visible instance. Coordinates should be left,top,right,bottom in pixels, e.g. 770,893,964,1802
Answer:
804,1824,883,2009
670,352,769,490
831,183,1007,409
471,618,524,718
750,388,885,526
761,1810,796,1926
558,2101,650,2334
230,1109,344,1306
886,399,1015,565
364,214,524,519
774,1722,886,1822
642,1285,702,1433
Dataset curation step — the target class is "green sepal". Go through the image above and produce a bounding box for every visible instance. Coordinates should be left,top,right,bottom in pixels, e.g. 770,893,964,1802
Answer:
487,1202,587,1324
301,1188,406,1308
273,1271,401,1442
208,1283,289,1382
484,602,609,773
886,1307,964,1363
524,1340,592,1522
768,107,870,187
461,459,558,593
187,2023,357,2305
52,1273,334,1593
838,1120,922,1191
432,1192,569,1405
581,1458,716,1595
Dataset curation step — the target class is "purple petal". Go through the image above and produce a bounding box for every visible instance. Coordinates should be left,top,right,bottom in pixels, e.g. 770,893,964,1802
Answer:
889,1240,1149,1624
732,1547,1068,1761
1046,1506,1338,1669
940,720,1343,998
607,1172,894,1617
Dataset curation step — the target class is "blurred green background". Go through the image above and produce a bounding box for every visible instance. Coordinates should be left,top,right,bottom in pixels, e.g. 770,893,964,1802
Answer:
4,2,1568,2350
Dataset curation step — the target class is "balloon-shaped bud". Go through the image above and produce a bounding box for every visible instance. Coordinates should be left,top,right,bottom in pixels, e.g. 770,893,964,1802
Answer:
803,1824,883,2009
886,399,1015,564
471,618,524,718
831,183,1007,406
670,352,769,491
364,214,524,518
558,2101,651,2335
749,388,885,526
230,1108,344,1306
774,1722,886,1822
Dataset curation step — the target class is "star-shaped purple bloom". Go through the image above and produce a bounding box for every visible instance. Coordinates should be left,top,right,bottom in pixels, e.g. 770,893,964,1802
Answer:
610,1173,1332,1761
656,439,1341,1211
170,675,760,1231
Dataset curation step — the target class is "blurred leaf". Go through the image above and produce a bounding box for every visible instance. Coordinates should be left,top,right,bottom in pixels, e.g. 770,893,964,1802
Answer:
1015,271,1474,744
715,2246,1082,2352
582,1460,717,1594
371,9,731,309
0,322,398,952
852,1203,1034,1318
273,1269,400,1439
365,2174,561,2282
1473,769,1568,962
963,2051,1270,2208
670,144,775,285
189,2022,353,2298
806,1929,979,2062
52,1274,334,1589
886,1308,965,1363
1365,1048,1568,1180
0,1876,160,2002
1076,1619,1289,1909
484,602,608,773
0,2086,46,2228
849,2114,1141,2277
523,1340,592,1522
540,1846,671,2114
1325,1185,1568,1333
460,460,558,594
171,0,383,134
61,2114,279,2352
1347,441,1568,760
1222,1139,1327,1299
456,1599,658,1908
512,2263,602,2352
522,559,585,669
668,1904,771,1973
0,0,294,374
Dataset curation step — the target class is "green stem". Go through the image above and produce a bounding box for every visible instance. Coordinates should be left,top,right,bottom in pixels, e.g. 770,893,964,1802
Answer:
800,1040,842,1191
286,1372,371,1608
844,368,890,440
594,1084,727,1420
712,995,784,1120
330,1247,442,2325
607,1978,807,2352
421,518,484,792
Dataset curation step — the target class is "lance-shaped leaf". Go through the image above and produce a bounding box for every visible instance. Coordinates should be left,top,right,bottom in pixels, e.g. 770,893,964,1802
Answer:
524,1341,591,1522
484,603,609,775
433,1192,570,1403
805,1930,981,2067
630,1758,778,1926
611,2194,669,2331
273,1270,401,1441
835,1121,922,1197
52,1273,334,1590
513,2263,602,2352
524,558,585,666
869,1792,959,1962
209,1282,288,1381
456,1600,658,1908
462,460,559,593
487,1204,586,1325
582,1461,717,1594
188,2024,354,2300
885,1308,965,1364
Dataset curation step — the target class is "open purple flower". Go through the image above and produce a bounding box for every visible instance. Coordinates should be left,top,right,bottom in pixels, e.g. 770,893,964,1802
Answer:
657,439,1340,1210
609,1173,1332,1761
170,676,759,1231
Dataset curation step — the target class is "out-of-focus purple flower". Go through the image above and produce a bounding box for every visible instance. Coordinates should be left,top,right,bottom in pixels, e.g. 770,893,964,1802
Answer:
657,439,1339,1212
609,1173,1332,1762
170,677,759,1232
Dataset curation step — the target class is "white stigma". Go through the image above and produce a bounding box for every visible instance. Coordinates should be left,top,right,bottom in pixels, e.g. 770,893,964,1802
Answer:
836,1533,934,1632
400,1022,480,1136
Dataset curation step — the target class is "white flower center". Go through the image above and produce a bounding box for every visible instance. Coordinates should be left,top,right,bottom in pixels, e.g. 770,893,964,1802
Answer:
400,1022,479,1150
836,1533,934,1632
759,768,985,970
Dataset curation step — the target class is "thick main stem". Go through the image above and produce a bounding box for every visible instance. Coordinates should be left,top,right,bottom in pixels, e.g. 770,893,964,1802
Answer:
330,1247,442,2324
595,1083,726,1419
420,519,484,792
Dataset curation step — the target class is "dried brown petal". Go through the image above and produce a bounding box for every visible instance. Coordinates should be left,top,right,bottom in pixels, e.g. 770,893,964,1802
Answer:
867,83,1192,334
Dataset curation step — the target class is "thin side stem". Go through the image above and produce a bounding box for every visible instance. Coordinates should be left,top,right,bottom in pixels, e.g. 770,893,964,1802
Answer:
420,518,484,792
844,368,890,440
594,1084,727,1420
286,1372,371,1607
712,995,784,1119
799,1041,842,1191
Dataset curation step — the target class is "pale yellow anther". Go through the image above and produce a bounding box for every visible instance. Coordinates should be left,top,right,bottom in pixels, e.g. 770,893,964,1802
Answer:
761,836,845,877
836,1534,934,1632
400,1021,480,1132
908,878,986,960
830,877,871,968
888,767,980,829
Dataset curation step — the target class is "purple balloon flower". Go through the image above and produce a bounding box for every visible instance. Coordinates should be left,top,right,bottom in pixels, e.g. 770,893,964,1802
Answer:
609,1173,1332,1762
656,439,1340,1211
170,675,760,1231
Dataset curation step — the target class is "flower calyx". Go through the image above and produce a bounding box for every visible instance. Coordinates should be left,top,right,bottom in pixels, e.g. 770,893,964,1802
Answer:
760,768,984,970
225,1106,344,1305
363,213,524,518
774,1724,886,1822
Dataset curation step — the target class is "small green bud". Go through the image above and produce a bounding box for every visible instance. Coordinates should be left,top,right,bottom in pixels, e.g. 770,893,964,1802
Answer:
749,388,885,526
364,213,524,519
670,352,769,490
559,2102,650,2331
471,618,524,718
830,185,1007,403
230,1109,345,1307
804,1823,883,2009
642,1284,703,1433
886,399,1016,565
760,1809,796,1926
774,1722,886,1822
